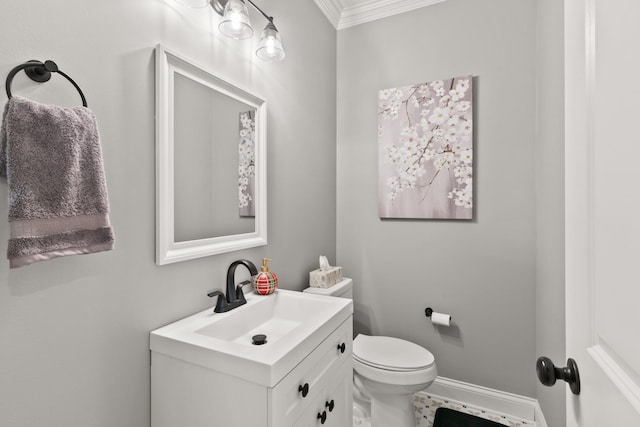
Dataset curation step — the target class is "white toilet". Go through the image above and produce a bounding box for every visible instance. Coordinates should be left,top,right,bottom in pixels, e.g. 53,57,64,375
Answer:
304,278,437,427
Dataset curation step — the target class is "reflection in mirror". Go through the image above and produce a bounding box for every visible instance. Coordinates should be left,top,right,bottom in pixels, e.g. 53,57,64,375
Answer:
156,45,267,265
238,110,256,218
173,74,255,241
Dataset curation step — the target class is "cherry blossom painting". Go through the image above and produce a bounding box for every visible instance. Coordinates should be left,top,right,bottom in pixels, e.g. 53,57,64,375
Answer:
378,75,473,219
239,110,255,217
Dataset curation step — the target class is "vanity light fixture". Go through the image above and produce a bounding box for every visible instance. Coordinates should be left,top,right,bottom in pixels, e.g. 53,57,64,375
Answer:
216,0,253,40
211,0,286,62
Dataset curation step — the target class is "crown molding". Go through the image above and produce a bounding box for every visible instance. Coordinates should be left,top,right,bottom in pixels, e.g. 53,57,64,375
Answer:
314,0,448,30
313,0,342,28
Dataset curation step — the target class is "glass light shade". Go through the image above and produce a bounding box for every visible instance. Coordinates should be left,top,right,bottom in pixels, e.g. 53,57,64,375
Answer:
256,22,286,62
218,0,253,40
174,0,210,8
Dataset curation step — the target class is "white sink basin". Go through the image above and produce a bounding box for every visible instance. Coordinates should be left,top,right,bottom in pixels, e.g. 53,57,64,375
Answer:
150,289,352,387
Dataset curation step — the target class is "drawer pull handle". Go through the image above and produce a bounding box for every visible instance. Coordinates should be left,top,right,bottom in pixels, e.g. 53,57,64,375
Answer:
325,399,335,412
337,342,346,354
298,383,309,398
317,410,327,424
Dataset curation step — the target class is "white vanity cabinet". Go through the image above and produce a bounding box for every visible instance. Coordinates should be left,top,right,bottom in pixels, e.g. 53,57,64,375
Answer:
151,316,353,427
270,318,353,426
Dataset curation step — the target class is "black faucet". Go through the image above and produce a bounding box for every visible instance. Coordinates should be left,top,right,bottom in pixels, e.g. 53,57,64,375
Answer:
207,259,258,313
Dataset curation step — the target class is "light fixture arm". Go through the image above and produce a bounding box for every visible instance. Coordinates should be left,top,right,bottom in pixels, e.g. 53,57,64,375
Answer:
244,0,272,23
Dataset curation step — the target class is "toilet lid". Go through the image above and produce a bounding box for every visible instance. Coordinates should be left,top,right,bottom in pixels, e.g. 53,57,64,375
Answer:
353,335,435,371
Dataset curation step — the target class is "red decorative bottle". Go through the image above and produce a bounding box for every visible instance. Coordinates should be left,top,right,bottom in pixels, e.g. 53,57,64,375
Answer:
253,257,278,295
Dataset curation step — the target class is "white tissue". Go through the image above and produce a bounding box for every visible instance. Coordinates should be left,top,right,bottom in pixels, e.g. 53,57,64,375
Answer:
431,312,452,327
319,255,330,271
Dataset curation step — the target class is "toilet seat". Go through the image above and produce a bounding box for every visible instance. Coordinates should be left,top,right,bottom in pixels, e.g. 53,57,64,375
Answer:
354,354,429,372
352,335,437,386
353,355,438,387
353,335,435,371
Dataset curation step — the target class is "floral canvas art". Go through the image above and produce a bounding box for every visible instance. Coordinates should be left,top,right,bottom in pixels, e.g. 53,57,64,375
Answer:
238,110,255,217
378,75,473,219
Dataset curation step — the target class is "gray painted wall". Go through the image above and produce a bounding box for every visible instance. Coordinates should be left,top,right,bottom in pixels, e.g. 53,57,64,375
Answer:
0,1,336,426
535,0,566,425
337,0,539,397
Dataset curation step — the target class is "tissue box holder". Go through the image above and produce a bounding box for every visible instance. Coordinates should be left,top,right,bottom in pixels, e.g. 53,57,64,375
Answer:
309,266,343,288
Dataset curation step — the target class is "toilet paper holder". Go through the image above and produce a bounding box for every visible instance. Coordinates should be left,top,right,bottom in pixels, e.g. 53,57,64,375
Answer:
425,307,438,317
424,307,452,326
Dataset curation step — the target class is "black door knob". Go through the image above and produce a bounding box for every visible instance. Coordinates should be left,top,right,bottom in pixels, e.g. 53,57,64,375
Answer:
337,342,346,354
317,410,327,424
536,356,581,395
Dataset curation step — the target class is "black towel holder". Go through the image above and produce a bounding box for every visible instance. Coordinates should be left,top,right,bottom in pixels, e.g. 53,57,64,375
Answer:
5,60,87,107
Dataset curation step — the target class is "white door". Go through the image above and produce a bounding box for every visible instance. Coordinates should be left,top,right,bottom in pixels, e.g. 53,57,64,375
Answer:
565,0,640,425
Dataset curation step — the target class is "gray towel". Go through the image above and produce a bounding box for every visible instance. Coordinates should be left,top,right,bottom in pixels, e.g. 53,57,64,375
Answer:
0,96,114,268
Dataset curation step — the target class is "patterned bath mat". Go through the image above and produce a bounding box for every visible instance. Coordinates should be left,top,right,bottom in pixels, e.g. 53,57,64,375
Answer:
433,407,505,427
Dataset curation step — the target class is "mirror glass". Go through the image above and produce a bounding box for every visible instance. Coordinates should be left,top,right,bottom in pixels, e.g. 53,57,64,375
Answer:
155,45,267,265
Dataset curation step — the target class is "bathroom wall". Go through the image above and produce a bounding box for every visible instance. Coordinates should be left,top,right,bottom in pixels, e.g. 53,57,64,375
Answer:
0,1,336,426
337,0,538,397
535,0,566,424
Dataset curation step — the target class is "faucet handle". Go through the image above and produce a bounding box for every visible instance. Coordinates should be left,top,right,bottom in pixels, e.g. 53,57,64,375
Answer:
207,290,228,313
235,280,251,303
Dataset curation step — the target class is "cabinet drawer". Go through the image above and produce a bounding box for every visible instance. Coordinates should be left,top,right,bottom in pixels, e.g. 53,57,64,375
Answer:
296,359,353,427
269,317,352,426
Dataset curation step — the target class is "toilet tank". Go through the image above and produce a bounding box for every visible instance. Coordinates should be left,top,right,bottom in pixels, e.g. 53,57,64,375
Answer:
303,278,353,299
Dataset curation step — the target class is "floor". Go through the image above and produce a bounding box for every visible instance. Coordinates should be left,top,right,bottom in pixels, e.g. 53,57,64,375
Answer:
413,393,537,427
353,393,537,427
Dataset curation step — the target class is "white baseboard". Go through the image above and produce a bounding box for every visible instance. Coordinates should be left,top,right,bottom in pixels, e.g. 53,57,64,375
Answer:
420,376,548,427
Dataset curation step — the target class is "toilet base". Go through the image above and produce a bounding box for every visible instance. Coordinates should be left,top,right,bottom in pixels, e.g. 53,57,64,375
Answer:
354,370,432,427
353,403,371,427
369,391,417,427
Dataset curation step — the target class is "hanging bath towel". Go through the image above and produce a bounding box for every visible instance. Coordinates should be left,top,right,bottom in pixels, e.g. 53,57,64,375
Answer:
0,96,114,268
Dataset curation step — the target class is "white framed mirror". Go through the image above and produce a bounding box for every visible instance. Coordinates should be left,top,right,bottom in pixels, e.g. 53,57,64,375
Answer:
155,44,267,265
